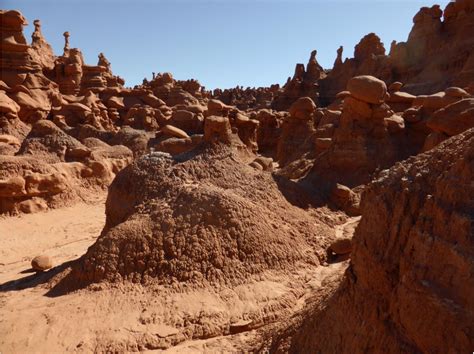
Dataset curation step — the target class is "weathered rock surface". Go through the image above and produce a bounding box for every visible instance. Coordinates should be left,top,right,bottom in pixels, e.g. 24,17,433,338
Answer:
62,145,333,288
305,75,414,188
426,98,474,137
270,129,474,353
276,97,316,165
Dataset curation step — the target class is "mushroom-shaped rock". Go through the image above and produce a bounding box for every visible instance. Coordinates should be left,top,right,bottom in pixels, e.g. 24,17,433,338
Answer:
343,96,372,118
331,183,353,200
106,96,125,109
402,107,422,123
388,81,403,92
347,75,387,104
204,116,233,144
170,109,202,134
207,99,232,117
234,113,259,152
155,136,202,155
31,255,53,271
330,183,360,216
418,92,459,111
384,115,405,133
336,91,351,99
387,91,416,104
141,93,166,108
289,97,316,120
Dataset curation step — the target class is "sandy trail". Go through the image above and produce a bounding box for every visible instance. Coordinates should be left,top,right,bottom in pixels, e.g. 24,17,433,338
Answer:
335,216,361,239
0,197,106,284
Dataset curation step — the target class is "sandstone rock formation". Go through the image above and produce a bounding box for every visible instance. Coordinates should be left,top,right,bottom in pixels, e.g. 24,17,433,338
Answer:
211,85,279,110
30,20,55,70
424,97,474,150
276,97,316,165
1,10,46,88
116,0,470,118
63,143,333,288
270,129,474,353
254,109,283,157
318,33,390,105
1,2,474,352
272,50,325,111
275,0,474,107
302,75,413,189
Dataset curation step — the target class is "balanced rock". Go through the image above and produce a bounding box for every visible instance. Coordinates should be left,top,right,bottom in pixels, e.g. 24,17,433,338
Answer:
388,81,403,92
347,75,387,104
288,97,316,120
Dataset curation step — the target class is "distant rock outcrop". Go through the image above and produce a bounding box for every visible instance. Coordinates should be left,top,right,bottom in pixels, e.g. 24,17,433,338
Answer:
272,50,325,111
284,0,474,106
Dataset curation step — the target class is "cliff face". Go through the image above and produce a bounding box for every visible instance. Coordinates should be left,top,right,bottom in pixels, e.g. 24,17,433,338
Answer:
273,128,474,353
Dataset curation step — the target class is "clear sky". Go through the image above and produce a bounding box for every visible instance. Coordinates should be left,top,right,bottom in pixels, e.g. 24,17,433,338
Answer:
5,0,449,89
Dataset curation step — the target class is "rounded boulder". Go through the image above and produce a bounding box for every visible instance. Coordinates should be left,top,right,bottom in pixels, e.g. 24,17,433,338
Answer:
347,75,387,104
31,255,53,271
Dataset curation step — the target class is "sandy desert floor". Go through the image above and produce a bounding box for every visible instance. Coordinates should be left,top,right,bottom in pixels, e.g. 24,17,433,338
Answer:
0,198,354,352
0,195,106,285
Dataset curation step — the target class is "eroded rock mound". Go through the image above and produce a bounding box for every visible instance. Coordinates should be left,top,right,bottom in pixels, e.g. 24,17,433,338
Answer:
18,120,86,162
271,129,474,353
65,144,333,288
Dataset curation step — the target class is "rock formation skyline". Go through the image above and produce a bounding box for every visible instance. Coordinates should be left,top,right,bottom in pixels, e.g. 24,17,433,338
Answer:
4,0,452,89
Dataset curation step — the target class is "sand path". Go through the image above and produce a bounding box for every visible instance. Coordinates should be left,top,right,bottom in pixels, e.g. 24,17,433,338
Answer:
0,197,106,285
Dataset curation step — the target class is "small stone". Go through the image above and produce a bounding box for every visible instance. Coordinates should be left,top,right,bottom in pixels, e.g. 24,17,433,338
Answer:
388,81,403,92
31,255,53,271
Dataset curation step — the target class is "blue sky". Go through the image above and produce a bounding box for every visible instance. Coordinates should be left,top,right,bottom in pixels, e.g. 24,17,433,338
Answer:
5,0,449,89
